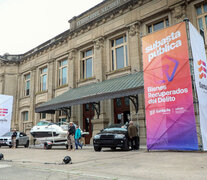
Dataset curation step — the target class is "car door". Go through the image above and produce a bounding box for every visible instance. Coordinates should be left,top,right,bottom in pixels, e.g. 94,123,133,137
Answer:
20,133,27,145
19,132,26,145
18,133,23,145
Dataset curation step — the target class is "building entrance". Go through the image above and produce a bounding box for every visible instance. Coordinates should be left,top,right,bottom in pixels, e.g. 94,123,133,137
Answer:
83,104,94,144
114,97,130,124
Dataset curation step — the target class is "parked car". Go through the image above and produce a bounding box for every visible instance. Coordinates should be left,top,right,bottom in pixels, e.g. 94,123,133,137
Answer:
93,124,130,151
0,131,29,148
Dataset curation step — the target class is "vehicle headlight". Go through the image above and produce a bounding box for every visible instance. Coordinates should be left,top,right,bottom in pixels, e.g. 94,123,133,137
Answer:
114,134,125,139
93,135,101,139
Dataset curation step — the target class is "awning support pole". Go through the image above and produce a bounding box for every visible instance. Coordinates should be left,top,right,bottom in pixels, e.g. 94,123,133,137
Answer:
91,102,100,119
61,107,71,122
128,95,139,114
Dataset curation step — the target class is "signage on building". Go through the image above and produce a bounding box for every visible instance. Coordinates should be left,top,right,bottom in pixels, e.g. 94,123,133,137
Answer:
0,95,13,136
76,0,131,27
142,22,198,151
189,22,207,151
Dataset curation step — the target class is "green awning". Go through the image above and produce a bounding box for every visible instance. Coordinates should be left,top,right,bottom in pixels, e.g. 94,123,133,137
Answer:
35,72,144,113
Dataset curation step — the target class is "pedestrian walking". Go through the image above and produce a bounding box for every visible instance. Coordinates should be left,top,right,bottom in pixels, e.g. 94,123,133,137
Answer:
11,129,17,148
67,122,76,151
75,126,82,150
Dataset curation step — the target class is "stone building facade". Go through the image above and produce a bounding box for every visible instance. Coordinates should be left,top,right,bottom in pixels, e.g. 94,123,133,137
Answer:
0,0,206,145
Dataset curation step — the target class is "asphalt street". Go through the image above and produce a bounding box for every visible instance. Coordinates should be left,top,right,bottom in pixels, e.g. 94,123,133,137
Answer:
0,145,207,180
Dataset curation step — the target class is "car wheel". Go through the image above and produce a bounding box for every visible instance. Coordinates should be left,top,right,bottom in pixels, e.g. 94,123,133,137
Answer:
24,140,29,148
16,140,19,148
111,147,116,151
44,143,52,150
66,145,68,149
94,146,102,152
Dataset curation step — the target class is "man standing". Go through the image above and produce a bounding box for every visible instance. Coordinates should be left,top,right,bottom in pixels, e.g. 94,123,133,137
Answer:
67,122,76,151
128,121,139,150
11,129,17,148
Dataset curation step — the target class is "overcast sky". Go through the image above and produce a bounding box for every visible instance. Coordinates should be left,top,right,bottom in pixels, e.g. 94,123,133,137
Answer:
0,0,103,55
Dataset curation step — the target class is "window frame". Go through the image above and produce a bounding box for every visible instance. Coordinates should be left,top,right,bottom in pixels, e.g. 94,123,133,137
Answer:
196,3,207,43
40,66,48,91
111,34,128,71
58,59,68,86
22,111,29,122
40,113,46,119
24,73,30,96
147,18,169,34
81,48,94,79
58,110,67,125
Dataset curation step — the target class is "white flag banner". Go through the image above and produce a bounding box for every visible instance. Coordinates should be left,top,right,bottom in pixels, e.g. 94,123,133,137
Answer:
0,95,13,136
189,22,207,151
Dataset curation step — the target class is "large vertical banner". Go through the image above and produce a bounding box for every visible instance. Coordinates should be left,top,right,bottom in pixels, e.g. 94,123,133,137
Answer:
189,22,207,151
0,95,13,136
142,22,198,150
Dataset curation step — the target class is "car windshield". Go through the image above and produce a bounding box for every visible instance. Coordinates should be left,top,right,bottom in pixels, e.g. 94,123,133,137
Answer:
103,128,127,133
37,121,53,126
3,132,13,137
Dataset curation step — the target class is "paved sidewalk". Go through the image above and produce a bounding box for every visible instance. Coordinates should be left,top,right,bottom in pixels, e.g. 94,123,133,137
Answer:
0,145,207,180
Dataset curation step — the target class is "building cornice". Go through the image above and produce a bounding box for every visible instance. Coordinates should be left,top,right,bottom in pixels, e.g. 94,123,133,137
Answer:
68,0,140,39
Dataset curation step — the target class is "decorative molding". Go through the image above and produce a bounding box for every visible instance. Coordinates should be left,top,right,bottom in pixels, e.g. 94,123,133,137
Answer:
94,36,105,50
30,66,37,72
24,122,33,129
55,84,68,90
106,66,131,79
35,90,48,96
127,21,141,37
68,49,77,60
77,76,96,87
75,0,132,28
68,0,140,41
47,58,55,64
138,0,143,6
171,5,186,23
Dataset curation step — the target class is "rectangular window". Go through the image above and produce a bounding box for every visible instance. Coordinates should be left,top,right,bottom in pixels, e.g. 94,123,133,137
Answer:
81,49,93,79
22,111,29,121
24,74,30,96
58,118,67,126
148,18,169,33
124,97,130,106
40,67,47,91
196,6,202,15
196,3,207,43
198,18,203,29
153,21,164,32
58,110,67,125
111,35,128,71
116,46,124,69
40,113,46,119
58,59,68,86
116,98,122,107
204,4,207,12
